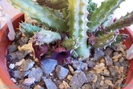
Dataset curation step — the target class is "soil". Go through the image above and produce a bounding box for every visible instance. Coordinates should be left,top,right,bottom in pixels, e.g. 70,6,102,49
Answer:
6,30,130,89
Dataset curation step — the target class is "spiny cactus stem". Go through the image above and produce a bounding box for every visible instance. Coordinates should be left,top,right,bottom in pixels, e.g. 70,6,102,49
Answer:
106,11,133,32
8,0,67,31
44,0,68,10
92,32,117,48
88,0,125,32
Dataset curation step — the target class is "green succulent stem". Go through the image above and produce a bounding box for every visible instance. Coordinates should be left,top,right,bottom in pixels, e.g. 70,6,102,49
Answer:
8,0,67,31
37,0,68,10
93,32,117,48
88,0,125,32
34,29,61,45
67,0,90,60
106,11,133,31
44,0,68,10
19,22,41,36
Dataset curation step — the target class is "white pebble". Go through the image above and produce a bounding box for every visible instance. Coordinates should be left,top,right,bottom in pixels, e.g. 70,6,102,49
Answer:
23,78,35,86
9,64,15,69
11,78,17,83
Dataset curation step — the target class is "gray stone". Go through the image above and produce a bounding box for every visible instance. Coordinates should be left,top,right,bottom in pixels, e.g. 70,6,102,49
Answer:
72,60,87,70
105,56,113,66
108,66,119,77
42,77,57,89
6,50,30,62
8,44,18,53
12,70,22,79
21,70,31,77
86,59,96,68
28,67,43,82
104,48,113,56
20,59,35,71
85,71,95,82
41,59,57,75
94,48,104,61
23,78,35,86
18,36,29,46
17,84,30,89
55,65,69,79
70,71,88,89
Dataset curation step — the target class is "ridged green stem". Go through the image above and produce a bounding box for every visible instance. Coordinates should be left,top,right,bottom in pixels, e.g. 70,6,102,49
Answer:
44,0,68,10
34,29,61,45
67,0,90,60
8,0,67,31
106,11,133,31
88,0,125,32
19,22,41,36
93,32,117,48
37,0,68,10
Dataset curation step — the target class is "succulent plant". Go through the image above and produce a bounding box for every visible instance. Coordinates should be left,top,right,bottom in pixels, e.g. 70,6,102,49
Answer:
8,0,133,60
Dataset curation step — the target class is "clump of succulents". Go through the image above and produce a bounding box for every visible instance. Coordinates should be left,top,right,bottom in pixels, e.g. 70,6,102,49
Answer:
8,0,133,60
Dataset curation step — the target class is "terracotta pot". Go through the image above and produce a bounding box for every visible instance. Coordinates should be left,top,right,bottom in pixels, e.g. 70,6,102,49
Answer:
0,13,24,89
0,13,133,89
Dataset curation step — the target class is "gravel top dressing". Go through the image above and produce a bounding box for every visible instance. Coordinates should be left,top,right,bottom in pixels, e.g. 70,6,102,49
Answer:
6,31,129,89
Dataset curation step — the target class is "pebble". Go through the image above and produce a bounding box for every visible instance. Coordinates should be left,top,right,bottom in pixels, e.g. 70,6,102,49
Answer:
20,59,35,71
8,44,18,53
100,58,105,63
86,59,96,68
15,31,22,41
6,50,29,62
67,75,72,81
100,84,109,89
62,81,70,89
59,83,64,89
23,78,35,86
85,71,95,82
28,67,43,82
113,58,119,62
101,76,105,80
12,70,22,79
21,70,31,77
93,74,98,83
34,85,44,89
18,36,29,46
100,81,104,86
15,59,25,66
9,63,15,69
112,54,122,59
72,60,87,70
41,59,57,75
11,78,17,83
93,63,106,73
43,77,57,89
108,66,119,77
105,56,113,66
55,65,69,80
94,48,104,61
105,79,114,87
81,84,92,89
70,71,88,89
17,84,30,89
104,48,113,56
114,62,121,67
103,69,110,76
68,65,74,75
